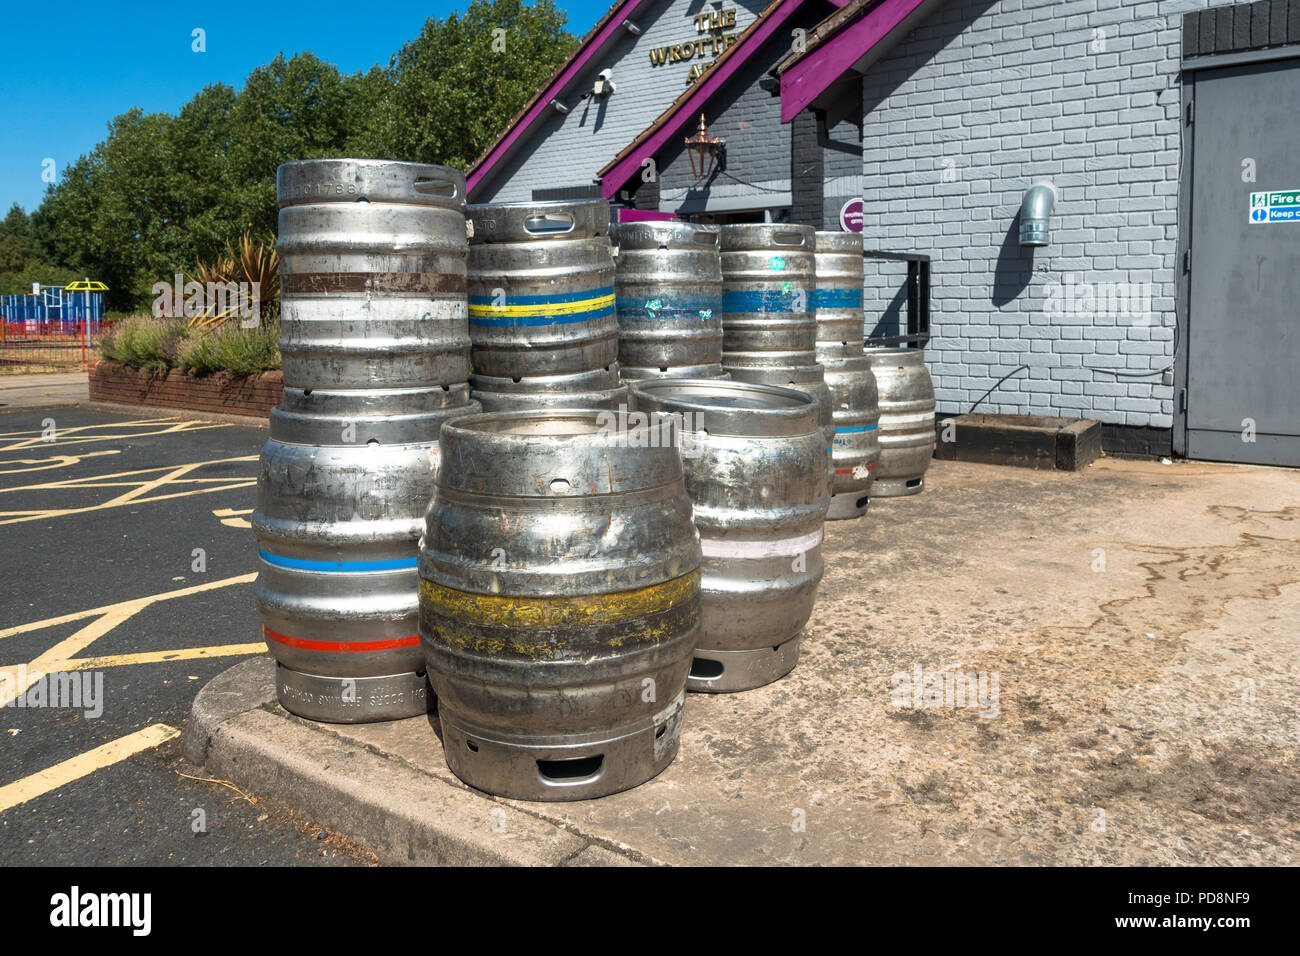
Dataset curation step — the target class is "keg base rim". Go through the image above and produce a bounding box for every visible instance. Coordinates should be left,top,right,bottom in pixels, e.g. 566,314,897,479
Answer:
870,476,926,498
826,490,870,520
275,664,431,724
686,635,802,693
437,699,685,802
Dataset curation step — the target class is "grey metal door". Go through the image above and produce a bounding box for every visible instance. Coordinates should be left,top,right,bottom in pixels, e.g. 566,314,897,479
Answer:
1185,58,1300,466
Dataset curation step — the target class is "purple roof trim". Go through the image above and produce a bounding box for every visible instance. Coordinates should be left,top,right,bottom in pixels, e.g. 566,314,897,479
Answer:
600,0,808,200
779,0,928,123
467,0,645,197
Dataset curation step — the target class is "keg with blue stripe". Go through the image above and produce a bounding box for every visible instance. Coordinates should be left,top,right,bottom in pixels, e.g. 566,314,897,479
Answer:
719,224,817,367
255,158,477,723
466,199,618,387
418,409,701,800
814,231,880,519
610,221,727,380
628,379,828,693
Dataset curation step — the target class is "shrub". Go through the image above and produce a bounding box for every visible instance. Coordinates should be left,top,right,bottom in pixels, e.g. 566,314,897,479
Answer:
177,319,281,376
99,316,188,373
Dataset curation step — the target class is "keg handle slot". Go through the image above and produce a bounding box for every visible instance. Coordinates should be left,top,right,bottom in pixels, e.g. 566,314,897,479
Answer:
548,478,571,494
524,212,575,235
693,231,719,248
536,754,604,785
689,657,724,681
773,231,806,247
413,177,458,198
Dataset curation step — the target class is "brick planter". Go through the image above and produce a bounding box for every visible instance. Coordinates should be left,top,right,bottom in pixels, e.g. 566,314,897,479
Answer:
89,360,281,419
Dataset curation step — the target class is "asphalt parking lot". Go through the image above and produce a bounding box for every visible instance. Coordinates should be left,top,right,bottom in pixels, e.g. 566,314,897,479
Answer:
0,403,368,865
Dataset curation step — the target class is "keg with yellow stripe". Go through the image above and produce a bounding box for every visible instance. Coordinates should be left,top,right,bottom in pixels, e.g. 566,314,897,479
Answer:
628,379,829,693
465,200,618,383
418,409,701,800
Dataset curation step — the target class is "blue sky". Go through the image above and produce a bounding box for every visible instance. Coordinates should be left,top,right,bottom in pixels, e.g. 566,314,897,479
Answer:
0,0,609,217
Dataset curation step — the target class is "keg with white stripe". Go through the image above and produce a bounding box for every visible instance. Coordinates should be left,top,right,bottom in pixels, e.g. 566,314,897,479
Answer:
466,199,618,382
418,409,701,800
814,231,879,519
277,159,470,389
719,224,817,366
865,347,936,497
254,393,479,723
610,221,726,379
628,379,828,692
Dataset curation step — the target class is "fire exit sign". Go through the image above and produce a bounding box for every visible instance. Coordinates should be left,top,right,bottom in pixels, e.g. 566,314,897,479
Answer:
1249,190,1300,223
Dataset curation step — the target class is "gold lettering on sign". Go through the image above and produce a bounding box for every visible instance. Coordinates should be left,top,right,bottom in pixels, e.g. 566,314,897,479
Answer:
648,6,742,85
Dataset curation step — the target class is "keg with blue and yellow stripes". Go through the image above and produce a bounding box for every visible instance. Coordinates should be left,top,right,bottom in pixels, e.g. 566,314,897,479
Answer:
466,200,619,380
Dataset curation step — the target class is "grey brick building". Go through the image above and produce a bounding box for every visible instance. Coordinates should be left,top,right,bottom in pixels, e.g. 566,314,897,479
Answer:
467,0,1300,466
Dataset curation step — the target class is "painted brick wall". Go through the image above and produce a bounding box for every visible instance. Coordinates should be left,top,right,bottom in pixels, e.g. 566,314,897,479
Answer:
475,0,769,202
856,0,1224,428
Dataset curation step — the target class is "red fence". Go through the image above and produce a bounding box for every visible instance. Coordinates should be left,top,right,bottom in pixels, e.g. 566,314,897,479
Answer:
0,321,106,368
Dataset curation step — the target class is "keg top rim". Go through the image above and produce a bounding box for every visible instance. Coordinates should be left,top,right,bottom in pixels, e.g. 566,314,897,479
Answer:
628,378,821,437
813,230,865,253
444,407,632,440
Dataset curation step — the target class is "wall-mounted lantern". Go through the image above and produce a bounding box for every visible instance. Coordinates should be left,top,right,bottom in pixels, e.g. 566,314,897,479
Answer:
685,114,723,180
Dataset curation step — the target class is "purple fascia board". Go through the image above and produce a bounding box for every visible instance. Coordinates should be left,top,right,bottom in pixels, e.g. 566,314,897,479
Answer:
779,0,928,123
467,0,646,197
600,0,808,199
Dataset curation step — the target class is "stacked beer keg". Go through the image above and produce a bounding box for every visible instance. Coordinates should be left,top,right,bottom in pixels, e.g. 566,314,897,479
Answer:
717,225,836,457
253,159,941,799
465,199,626,411
813,231,881,519
254,159,479,723
609,221,727,381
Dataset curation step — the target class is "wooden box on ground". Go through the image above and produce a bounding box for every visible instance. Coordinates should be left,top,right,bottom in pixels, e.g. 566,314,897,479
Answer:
933,413,1101,471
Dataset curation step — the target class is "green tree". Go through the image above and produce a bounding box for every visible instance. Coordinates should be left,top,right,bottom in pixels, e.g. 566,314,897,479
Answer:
382,0,577,169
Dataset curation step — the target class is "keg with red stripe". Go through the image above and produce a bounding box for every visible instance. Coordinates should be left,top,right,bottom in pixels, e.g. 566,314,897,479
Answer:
255,158,476,722
628,379,829,693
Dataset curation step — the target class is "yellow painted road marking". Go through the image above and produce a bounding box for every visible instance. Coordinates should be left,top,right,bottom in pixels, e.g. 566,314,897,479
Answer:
212,507,254,529
0,573,257,709
0,455,258,525
0,724,181,814
31,643,266,672
0,449,120,476
0,417,233,453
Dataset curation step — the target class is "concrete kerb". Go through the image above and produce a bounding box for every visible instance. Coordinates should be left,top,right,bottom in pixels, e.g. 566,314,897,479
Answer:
183,657,651,866
87,400,270,427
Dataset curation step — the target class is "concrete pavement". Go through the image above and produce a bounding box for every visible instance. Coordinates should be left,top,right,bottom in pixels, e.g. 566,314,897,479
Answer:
186,455,1300,866
0,372,89,410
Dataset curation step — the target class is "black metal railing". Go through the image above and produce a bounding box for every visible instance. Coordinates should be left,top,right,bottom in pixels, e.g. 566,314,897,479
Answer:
862,249,930,348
